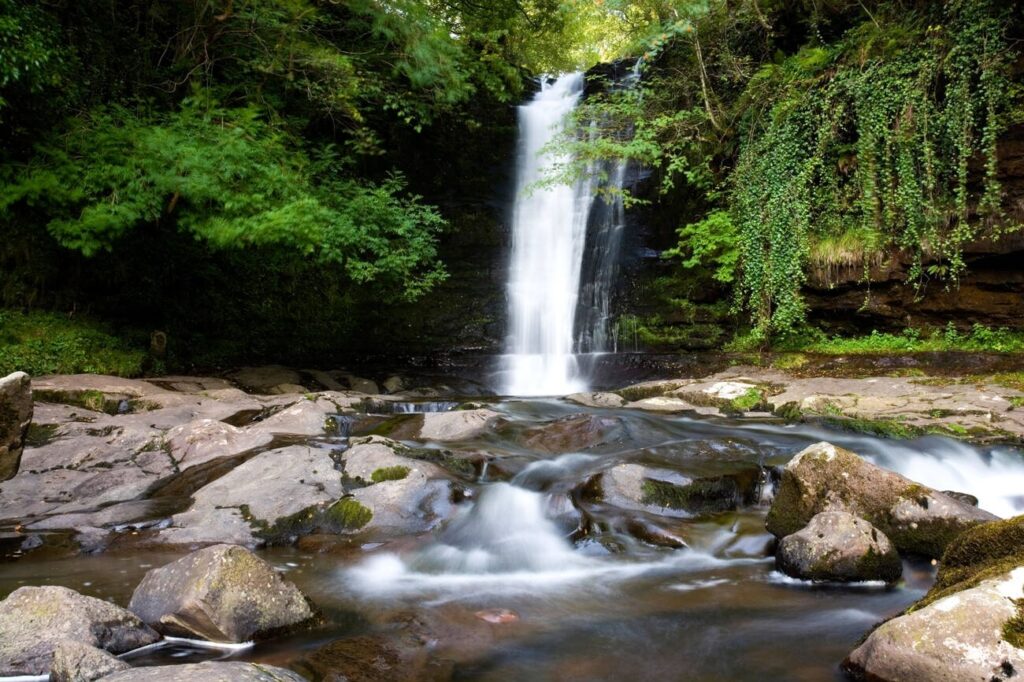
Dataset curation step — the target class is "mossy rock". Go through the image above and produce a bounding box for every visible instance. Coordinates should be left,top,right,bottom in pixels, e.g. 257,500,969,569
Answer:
916,515,1024,609
766,442,997,558
371,465,410,483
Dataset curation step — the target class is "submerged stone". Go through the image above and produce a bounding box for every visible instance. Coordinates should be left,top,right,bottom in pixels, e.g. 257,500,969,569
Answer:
102,661,307,681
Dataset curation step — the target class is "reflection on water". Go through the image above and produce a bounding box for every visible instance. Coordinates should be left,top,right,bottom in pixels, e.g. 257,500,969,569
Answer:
1,397,1021,681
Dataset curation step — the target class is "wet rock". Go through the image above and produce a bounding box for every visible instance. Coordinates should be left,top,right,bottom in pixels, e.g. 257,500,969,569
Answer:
229,366,304,394
342,438,446,482
128,544,315,642
294,633,452,682
0,371,32,481
587,463,757,517
942,490,980,507
157,445,344,546
101,661,308,681
383,375,406,394
565,392,626,408
418,408,501,441
777,511,902,583
843,568,1024,681
519,414,622,454
247,399,333,437
50,640,130,682
624,518,687,549
348,376,380,394
624,396,705,413
766,442,998,558
0,585,158,676
165,418,272,470
352,472,457,537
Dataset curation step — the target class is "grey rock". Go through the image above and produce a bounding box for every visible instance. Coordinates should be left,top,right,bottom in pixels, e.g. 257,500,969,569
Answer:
128,544,314,642
777,511,902,583
0,371,32,481
587,462,757,517
0,585,158,676
564,392,626,408
843,567,1024,681
51,640,130,682
157,445,343,546
101,661,307,681
766,442,998,558
418,409,500,441
348,376,380,394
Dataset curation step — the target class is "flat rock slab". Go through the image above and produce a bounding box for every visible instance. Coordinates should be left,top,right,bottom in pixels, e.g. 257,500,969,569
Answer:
102,661,308,681
129,544,314,642
158,445,344,546
418,409,501,441
0,585,158,676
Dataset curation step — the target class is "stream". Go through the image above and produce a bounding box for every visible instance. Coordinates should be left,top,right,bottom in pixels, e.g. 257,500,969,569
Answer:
2,396,1021,681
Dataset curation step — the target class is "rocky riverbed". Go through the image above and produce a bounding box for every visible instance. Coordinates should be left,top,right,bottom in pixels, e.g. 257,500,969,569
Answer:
0,366,1022,680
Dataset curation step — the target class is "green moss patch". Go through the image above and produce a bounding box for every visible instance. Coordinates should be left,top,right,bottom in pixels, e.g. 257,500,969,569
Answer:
327,498,372,530
915,515,1024,610
641,477,739,514
370,465,410,483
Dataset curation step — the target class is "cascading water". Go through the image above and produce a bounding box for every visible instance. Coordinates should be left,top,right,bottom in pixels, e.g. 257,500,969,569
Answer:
503,73,590,396
503,67,636,396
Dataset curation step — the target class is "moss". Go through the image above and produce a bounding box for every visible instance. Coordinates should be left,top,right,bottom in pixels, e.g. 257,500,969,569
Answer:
729,387,767,412
34,388,121,415
640,477,738,514
914,515,1024,610
821,415,922,440
773,401,803,422
370,465,410,482
327,498,372,530
1004,600,1024,649
855,545,902,584
244,498,373,543
24,423,58,447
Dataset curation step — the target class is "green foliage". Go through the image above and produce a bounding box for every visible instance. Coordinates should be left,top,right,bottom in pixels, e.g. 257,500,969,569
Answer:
665,209,739,283
741,324,1024,354
732,1,1013,336
0,309,147,377
1,97,447,301
0,0,67,111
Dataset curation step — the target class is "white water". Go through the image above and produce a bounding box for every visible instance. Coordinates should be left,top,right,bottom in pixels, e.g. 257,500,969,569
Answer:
503,73,594,397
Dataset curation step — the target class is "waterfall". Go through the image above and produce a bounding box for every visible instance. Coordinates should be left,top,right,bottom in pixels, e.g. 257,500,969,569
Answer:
503,68,636,396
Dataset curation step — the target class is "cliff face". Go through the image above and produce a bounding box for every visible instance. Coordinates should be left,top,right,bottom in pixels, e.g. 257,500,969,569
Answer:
802,124,1024,334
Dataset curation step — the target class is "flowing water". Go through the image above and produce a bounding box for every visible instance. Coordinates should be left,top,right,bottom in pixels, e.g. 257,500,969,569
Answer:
503,70,635,395
4,398,1022,680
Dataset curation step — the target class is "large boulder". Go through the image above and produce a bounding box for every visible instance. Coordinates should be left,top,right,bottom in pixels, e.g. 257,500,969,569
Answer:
0,371,32,481
50,641,130,682
0,585,158,676
766,442,997,558
101,661,307,681
585,462,759,517
128,544,315,642
157,445,344,546
843,568,1024,681
776,511,902,583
